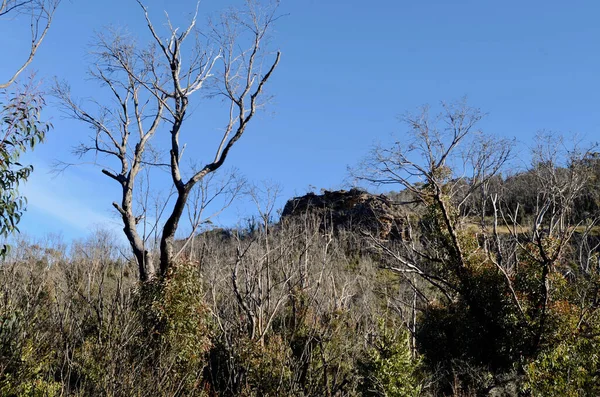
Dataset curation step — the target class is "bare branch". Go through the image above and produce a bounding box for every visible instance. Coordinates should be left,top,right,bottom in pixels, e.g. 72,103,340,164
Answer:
0,0,60,89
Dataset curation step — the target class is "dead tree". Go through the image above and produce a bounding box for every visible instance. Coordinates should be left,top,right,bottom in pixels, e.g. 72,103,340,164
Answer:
355,100,513,298
55,0,281,281
491,133,597,354
357,103,600,379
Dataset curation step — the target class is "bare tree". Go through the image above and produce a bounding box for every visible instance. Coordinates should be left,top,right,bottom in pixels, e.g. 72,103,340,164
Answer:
177,169,245,262
199,209,382,395
357,102,600,392
55,0,281,281
355,100,513,296
489,133,598,354
1,0,61,89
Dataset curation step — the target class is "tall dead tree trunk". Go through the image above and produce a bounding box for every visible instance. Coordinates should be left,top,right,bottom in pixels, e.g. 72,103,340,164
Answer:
55,0,281,281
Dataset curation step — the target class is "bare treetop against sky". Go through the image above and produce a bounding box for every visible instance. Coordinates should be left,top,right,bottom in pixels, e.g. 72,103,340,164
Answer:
1,0,599,240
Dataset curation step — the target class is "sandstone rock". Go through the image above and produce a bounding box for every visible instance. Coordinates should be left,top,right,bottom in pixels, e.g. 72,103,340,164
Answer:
281,188,403,239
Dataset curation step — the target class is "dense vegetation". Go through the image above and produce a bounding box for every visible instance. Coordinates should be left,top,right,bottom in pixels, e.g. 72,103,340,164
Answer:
1,125,600,396
2,1,600,396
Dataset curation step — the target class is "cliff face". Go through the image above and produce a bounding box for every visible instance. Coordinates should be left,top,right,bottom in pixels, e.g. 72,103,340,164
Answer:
281,188,404,239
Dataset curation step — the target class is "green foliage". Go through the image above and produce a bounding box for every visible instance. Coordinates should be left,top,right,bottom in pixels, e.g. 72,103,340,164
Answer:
416,222,600,394
358,319,422,397
0,266,60,396
1,190,598,396
0,81,50,256
524,335,600,397
135,261,212,394
230,335,293,396
156,262,212,365
0,248,216,396
206,297,367,396
522,253,600,396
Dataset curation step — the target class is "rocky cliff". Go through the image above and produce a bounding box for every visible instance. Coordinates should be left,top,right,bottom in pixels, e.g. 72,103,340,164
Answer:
281,188,404,239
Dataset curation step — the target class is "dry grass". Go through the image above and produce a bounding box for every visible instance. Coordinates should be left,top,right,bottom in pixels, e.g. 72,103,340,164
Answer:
464,222,530,235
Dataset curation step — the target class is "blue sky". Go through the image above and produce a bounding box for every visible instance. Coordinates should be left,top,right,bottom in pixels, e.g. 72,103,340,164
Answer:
1,0,599,241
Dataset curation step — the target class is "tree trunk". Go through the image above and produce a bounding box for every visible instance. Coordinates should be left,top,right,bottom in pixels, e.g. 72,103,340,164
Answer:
119,177,155,281
159,188,190,276
123,222,154,281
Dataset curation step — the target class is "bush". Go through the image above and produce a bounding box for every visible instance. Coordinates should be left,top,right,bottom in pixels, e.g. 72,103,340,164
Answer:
358,319,422,397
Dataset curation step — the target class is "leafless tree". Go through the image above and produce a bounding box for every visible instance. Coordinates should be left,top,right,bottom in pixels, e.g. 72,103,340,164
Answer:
199,209,381,395
1,0,61,89
488,133,598,352
177,169,245,262
358,101,600,377
55,0,281,281
355,100,513,297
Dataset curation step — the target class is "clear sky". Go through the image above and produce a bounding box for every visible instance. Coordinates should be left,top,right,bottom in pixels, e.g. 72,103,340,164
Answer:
1,0,599,241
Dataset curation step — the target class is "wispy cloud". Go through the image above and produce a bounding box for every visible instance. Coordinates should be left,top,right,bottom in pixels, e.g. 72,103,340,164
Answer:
20,163,123,237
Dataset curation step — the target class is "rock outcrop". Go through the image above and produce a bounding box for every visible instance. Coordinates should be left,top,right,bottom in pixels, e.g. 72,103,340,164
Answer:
281,188,404,239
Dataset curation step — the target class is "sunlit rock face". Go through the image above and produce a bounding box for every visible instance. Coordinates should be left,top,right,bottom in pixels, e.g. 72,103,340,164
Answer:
281,188,405,240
